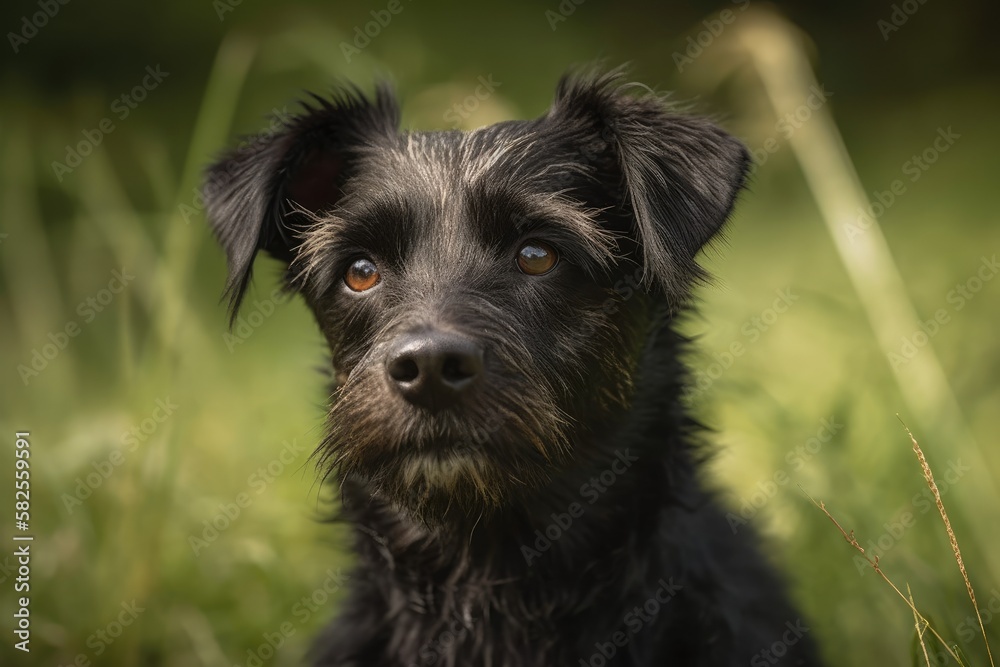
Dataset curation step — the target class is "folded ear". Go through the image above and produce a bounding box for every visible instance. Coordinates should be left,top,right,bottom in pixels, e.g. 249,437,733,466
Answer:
548,69,750,303
202,85,399,323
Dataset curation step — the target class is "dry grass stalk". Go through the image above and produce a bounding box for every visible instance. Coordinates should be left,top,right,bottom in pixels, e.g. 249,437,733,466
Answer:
899,418,995,667
909,583,932,667
800,486,963,664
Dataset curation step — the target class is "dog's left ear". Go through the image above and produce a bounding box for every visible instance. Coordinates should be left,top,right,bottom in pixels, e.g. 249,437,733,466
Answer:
549,70,750,302
202,85,399,323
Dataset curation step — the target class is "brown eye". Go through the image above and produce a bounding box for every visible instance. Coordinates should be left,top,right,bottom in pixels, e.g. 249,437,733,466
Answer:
516,241,558,276
344,258,380,292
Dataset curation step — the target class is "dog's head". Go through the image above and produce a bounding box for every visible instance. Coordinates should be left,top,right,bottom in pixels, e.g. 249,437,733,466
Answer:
204,69,748,524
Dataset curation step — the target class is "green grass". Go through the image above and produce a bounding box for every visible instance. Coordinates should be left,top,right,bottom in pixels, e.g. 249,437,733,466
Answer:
2,15,999,667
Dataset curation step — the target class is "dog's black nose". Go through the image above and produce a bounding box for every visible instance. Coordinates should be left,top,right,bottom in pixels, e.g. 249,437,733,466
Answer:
385,331,484,411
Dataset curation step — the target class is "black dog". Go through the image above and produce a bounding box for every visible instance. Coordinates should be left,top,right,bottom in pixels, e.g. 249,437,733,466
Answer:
204,67,821,667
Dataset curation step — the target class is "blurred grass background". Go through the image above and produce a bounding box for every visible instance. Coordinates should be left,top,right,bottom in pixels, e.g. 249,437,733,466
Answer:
1,0,998,665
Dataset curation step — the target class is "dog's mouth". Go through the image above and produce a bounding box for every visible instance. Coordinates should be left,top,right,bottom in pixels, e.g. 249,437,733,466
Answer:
324,401,568,518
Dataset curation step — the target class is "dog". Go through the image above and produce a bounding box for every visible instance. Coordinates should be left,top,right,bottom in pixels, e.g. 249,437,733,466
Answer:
203,66,822,667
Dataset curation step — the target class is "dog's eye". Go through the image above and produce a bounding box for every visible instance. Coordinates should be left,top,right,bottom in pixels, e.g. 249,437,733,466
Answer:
344,257,380,292
516,241,558,276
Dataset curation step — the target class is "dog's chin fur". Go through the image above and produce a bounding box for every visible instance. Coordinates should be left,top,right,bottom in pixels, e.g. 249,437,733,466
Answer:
204,66,823,666
328,407,610,527
341,451,551,527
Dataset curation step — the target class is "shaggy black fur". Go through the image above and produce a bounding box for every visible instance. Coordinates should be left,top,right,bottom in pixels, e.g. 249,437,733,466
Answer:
204,66,822,667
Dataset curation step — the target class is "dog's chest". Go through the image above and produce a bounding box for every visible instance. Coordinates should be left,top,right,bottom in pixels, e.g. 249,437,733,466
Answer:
374,581,646,667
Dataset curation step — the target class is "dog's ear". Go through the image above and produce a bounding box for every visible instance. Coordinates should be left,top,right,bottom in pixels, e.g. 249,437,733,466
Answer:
203,85,399,322
548,69,750,303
